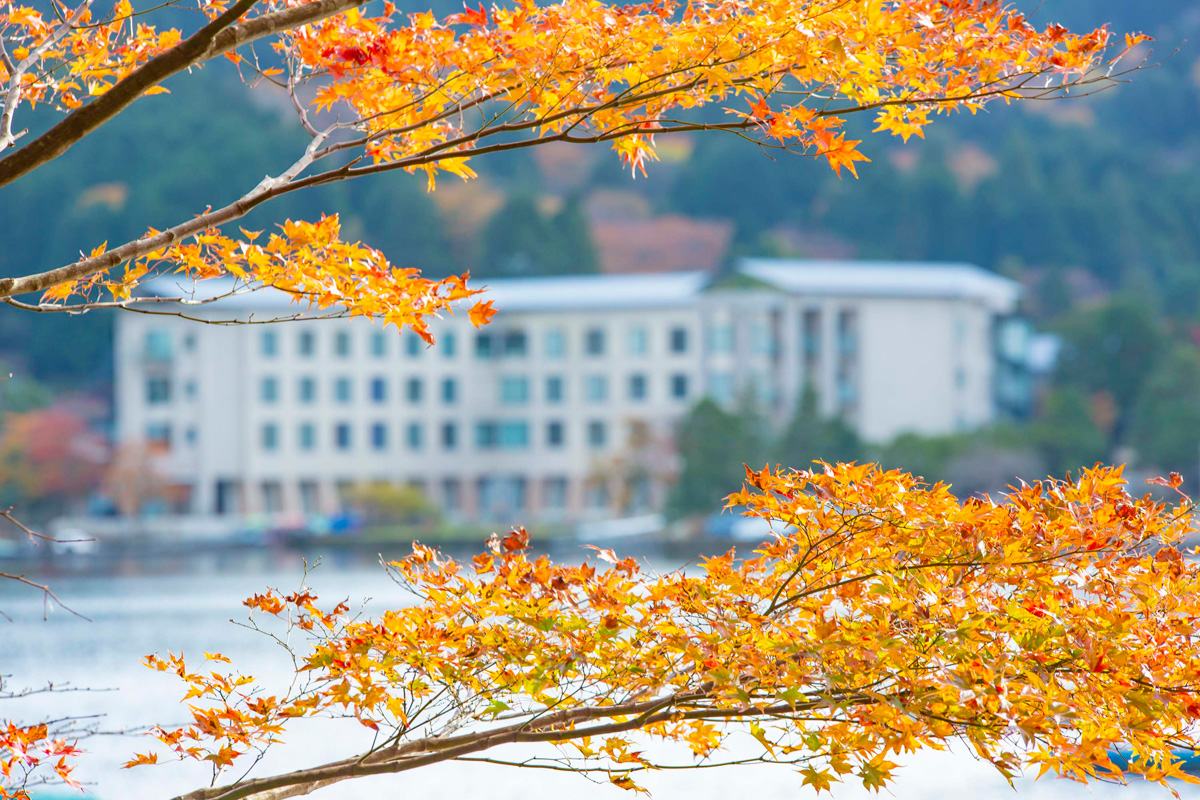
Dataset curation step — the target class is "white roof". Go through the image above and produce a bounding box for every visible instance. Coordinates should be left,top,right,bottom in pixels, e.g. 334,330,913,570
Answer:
477,271,709,312
737,259,1020,311
137,271,711,314
137,260,1018,315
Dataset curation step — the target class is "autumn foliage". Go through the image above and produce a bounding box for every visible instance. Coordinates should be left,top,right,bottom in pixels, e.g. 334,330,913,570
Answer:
119,464,1200,799
0,0,1144,326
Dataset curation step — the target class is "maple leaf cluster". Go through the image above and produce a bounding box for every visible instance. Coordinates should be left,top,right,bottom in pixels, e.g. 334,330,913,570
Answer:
40,215,496,341
0,721,81,800
132,464,1200,794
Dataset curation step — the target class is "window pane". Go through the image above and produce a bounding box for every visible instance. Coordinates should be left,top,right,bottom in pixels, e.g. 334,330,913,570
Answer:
335,331,351,357
584,375,607,403
500,420,529,449
371,422,388,451
334,377,352,403
500,376,529,404
442,378,457,405
545,376,564,403
261,423,278,451
407,422,423,450
585,328,605,356
503,331,527,357
587,420,606,448
406,378,423,403
298,331,315,357
260,331,277,357
670,327,688,354
298,377,316,403
370,332,386,357
629,374,647,401
260,377,278,404
370,377,387,403
544,329,566,358
627,327,647,356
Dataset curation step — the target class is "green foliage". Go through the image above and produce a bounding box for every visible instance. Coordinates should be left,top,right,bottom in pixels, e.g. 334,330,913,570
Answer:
668,398,765,518
478,193,598,276
344,482,440,527
1129,345,1200,477
1053,299,1166,437
1032,387,1109,478
775,388,862,469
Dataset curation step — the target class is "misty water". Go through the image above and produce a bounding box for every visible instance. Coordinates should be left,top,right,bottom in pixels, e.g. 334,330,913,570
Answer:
0,552,1182,799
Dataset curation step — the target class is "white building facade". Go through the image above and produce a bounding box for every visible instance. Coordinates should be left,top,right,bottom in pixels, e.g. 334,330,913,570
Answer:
114,260,1021,522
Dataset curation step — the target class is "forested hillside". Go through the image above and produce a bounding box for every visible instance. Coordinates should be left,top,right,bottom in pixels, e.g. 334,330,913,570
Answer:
1,0,1196,388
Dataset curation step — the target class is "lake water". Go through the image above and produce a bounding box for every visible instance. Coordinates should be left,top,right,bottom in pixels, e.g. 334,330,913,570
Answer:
0,554,1182,799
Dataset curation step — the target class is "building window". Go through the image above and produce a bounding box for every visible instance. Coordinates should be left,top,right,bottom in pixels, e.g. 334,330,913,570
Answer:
371,422,388,451
584,375,607,403
185,426,197,445
407,422,423,450
708,372,733,405
441,422,457,450
298,423,316,451
406,377,423,403
500,420,529,449
626,326,648,356
334,423,352,451
803,308,822,358
752,319,775,356
545,375,564,403
260,331,277,358
671,373,689,400
335,331,351,357
184,380,197,400
708,324,734,355
260,376,278,404
147,422,172,447
475,332,494,359
546,420,564,447
500,375,529,404
544,328,566,358
587,420,606,449
298,330,315,357
262,481,282,513
629,374,647,401
261,423,279,452
837,308,858,356
585,327,606,356
585,479,609,510
442,478,462,512
442,332,456,358
146,377,171,404
441,377,457,405
370,332,387,357
364,378,383,403
406,335,422,357
334,377,352,404
299,480,320,513
144,329,173,361
669,327,688,354
543,477,568,511
298,376,316,404
476,421,499,450
503,331,527,358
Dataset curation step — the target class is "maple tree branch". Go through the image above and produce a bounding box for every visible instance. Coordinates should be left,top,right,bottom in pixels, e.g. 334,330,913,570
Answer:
0,0,91,151
0,57,1133,302
0,0,383,188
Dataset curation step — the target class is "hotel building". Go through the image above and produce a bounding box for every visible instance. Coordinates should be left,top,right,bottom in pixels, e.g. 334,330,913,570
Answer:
115,259,1023,522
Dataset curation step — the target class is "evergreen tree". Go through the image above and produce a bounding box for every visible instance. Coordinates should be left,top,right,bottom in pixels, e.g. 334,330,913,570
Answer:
1129,344,1200,480
668,398,765,518
1032,387,1109,478
775,388,862,469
